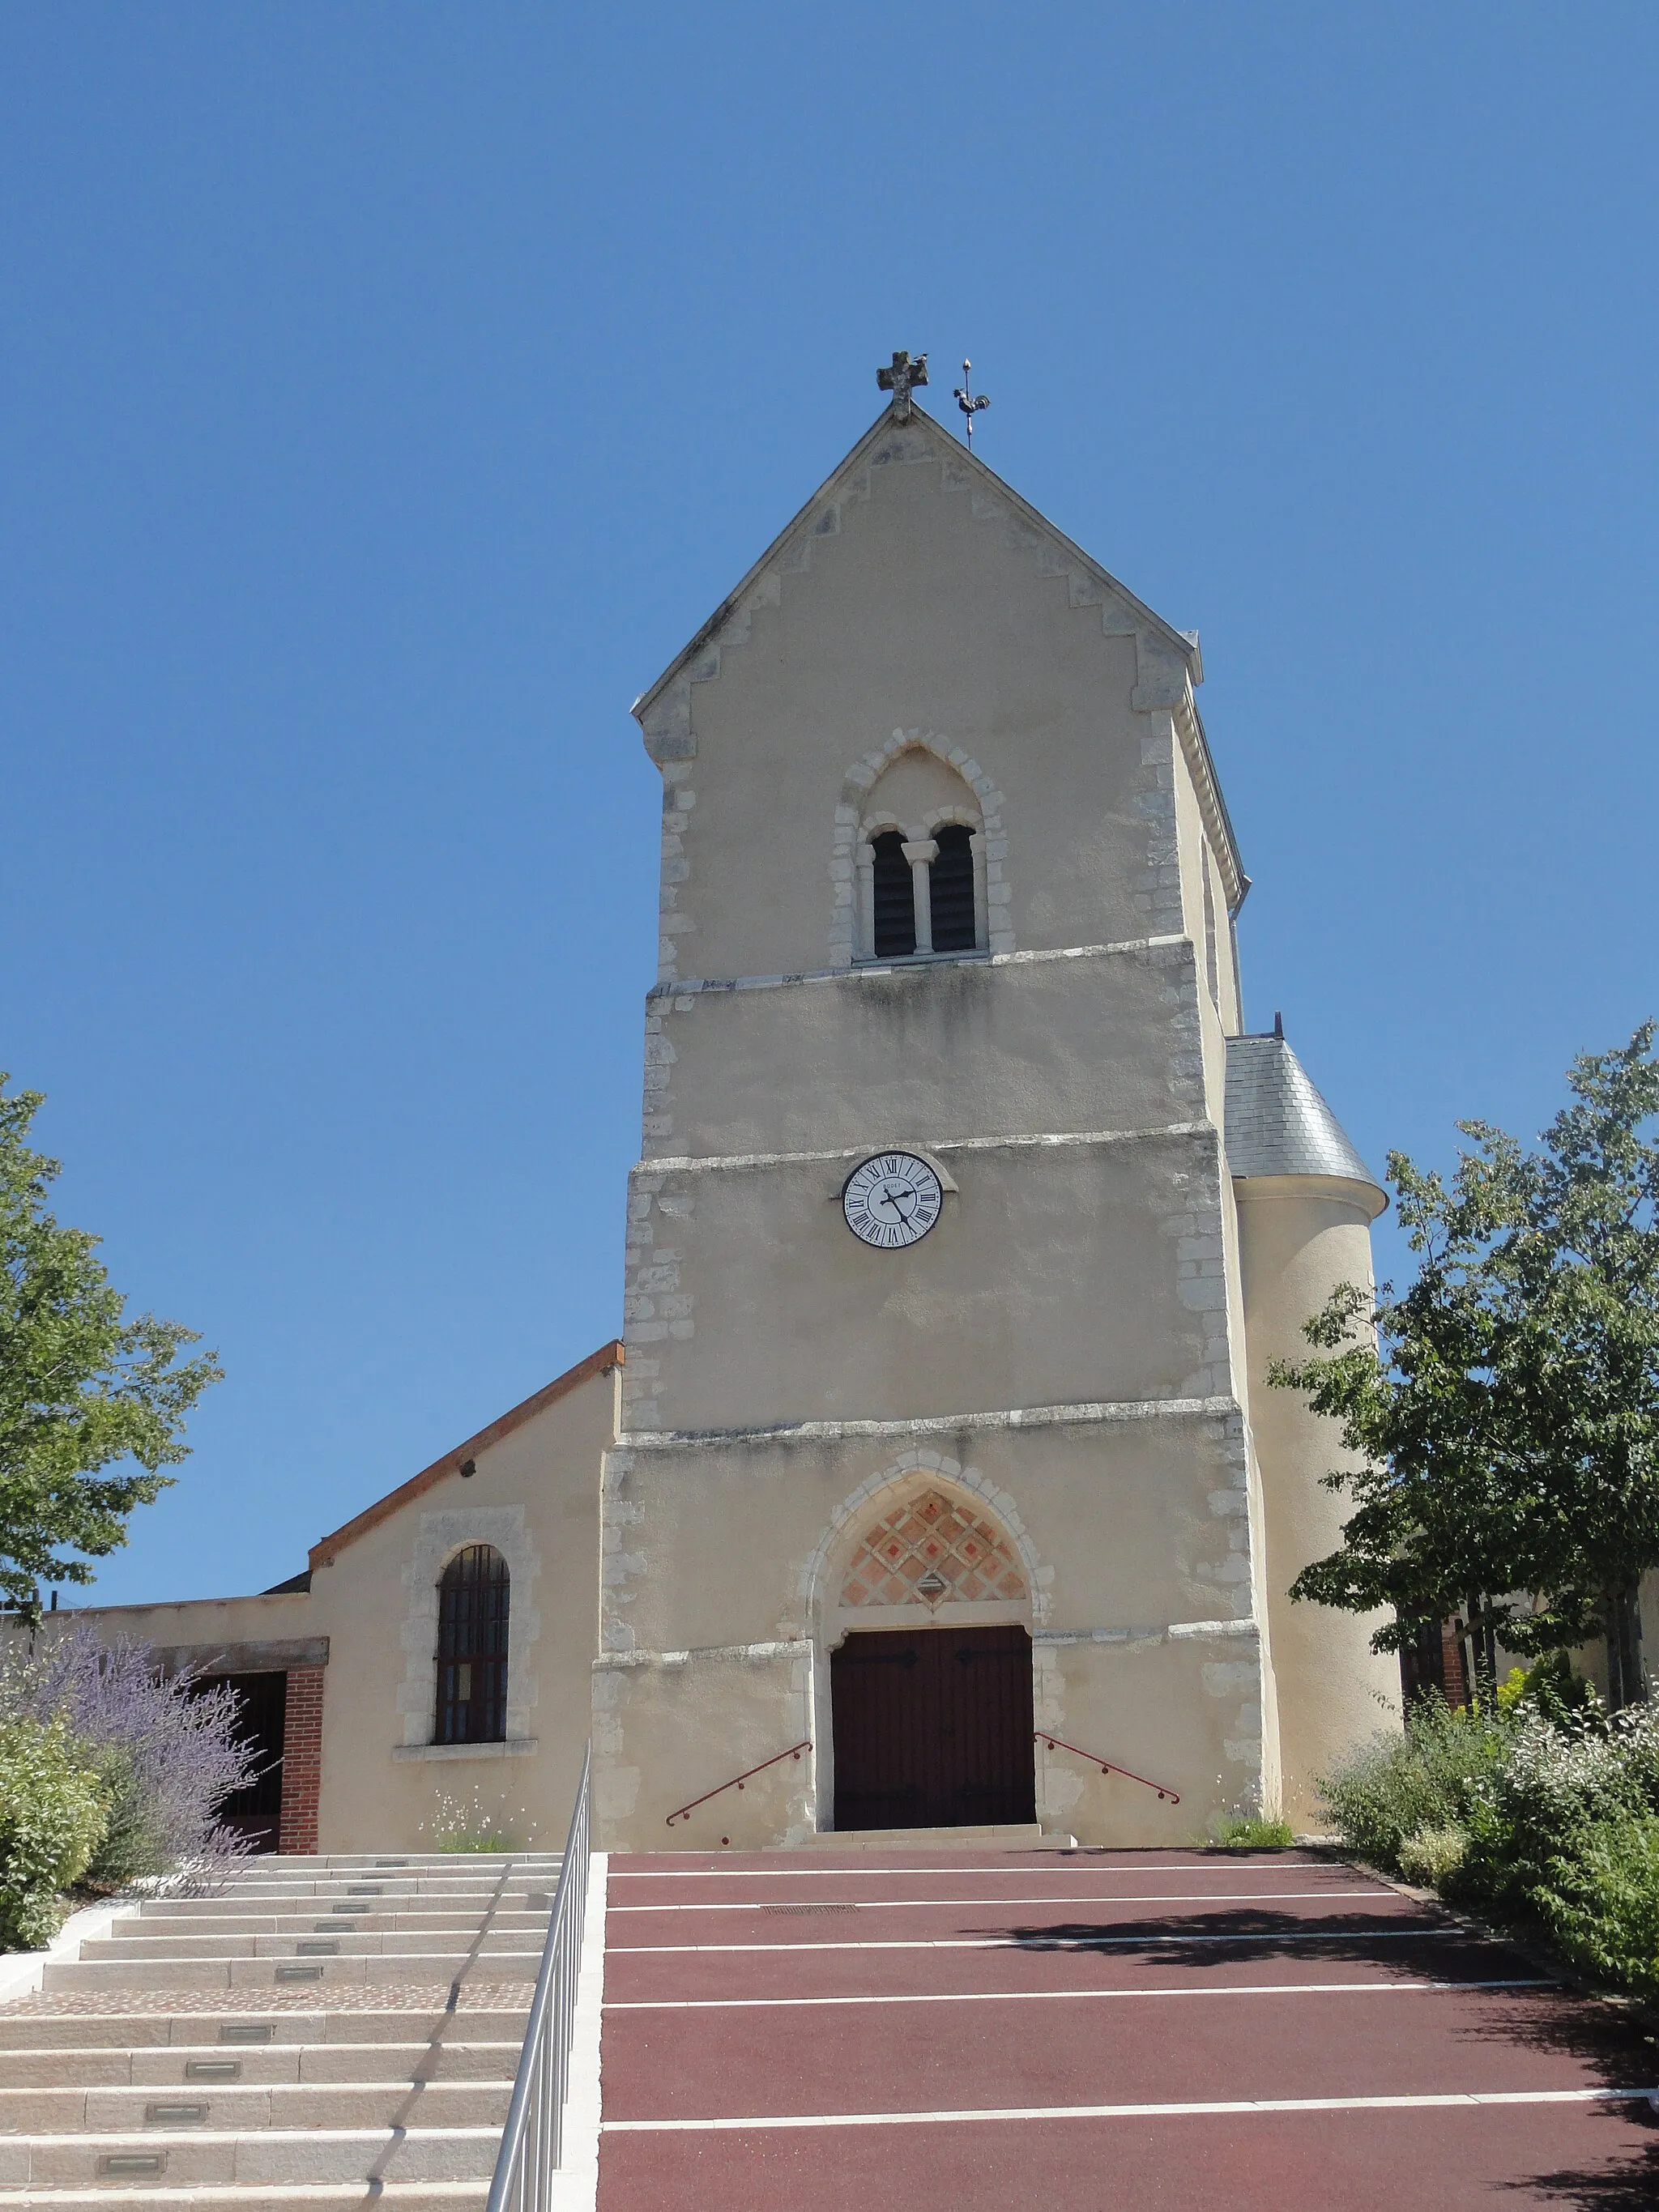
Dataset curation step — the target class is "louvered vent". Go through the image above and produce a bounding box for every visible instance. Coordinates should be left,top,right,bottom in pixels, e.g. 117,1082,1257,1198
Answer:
929,825,977,952
872,832,915,957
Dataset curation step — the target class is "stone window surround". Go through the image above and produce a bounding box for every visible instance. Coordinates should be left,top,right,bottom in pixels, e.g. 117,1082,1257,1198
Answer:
396,1505,541,1751
831,731,1012,970
390,1737,539,1763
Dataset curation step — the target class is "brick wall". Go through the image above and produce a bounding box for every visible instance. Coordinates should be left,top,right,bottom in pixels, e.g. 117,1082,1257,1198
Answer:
277,1665,325,1854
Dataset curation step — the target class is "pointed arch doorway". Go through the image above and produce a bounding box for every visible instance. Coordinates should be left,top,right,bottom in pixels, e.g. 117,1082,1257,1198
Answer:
830,1625,1035,1831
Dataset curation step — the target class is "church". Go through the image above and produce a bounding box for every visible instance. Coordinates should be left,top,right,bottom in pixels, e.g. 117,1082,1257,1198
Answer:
51,357,1399,1853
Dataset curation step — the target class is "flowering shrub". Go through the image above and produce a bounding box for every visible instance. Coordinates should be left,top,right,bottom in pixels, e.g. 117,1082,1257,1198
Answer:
0,1716,108,1949
1320,1689,1659,2000
1318,1694,1514,1872
1,1627,258,1890
419,1786,534,1852
1397,1821,1470,1889
1457,1705,1655,1912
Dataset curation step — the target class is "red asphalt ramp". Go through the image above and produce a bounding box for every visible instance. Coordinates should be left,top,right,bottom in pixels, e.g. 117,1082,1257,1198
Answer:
596,1846,1659,2211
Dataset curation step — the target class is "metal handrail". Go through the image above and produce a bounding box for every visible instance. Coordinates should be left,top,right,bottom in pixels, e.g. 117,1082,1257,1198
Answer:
484,1744,591,2212
665,1740,811,1829
1035,1731,1180,1804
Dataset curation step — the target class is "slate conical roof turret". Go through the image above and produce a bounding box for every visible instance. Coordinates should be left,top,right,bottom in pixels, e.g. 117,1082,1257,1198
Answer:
1224,1033,1386,1215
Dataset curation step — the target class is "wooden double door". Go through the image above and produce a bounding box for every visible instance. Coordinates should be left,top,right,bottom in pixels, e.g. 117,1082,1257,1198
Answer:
830,1624,1035,1831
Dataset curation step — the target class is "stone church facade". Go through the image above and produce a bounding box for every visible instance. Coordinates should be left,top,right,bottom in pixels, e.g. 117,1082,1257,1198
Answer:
45,381,1409,1852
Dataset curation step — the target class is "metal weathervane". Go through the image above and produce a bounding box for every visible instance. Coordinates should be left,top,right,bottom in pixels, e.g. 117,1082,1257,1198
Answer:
953,359,990,445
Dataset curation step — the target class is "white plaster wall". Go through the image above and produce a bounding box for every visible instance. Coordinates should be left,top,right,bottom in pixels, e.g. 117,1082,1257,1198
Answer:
309,1362,616,1850
595,1406,1265,1850
1235,1178,1400,1824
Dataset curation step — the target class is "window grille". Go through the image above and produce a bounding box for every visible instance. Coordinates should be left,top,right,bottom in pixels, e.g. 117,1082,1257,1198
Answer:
437,1544,510,1744
871,832,915,957
929,825,977,952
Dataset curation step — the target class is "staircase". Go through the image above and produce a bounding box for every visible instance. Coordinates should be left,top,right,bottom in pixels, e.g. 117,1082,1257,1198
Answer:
0,1852,563,2211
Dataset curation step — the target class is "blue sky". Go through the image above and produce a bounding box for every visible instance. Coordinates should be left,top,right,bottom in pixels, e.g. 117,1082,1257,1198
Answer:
4,4,1656,1606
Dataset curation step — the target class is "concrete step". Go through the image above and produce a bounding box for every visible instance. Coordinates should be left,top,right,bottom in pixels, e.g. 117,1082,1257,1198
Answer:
130,1902,555,1920
148,1885,550,1908
0,2045,519,2090
0,2012,527,2054
0,1843,579,2210
217,1859,558,1877
0,2079,513,2134
0,2184,488,2212
117,1917,551,1941
81,1933,545,1963
181,1875,559,1893
0,2125,503,2188
115,1902,552,1920
42,1954,540,1995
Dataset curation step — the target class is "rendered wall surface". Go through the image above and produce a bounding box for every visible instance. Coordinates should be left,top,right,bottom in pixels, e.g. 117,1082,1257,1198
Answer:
597,1413,1267,1849
599,403,1286,1852
22,1590,318,1667
308,1359,616,1852
1234,1178,1401,1822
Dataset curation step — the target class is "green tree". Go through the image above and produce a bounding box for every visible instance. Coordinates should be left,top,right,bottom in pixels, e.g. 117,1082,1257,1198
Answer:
0,1076,221,1612
1271,1026,1659,1699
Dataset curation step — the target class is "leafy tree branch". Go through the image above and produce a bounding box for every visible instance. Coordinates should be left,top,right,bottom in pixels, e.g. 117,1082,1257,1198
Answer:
1270,1025,1659,1680
0,1076,222,1611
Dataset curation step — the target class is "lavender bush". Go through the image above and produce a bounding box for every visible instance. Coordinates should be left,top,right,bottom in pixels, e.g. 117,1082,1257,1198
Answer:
0,1626,260,1890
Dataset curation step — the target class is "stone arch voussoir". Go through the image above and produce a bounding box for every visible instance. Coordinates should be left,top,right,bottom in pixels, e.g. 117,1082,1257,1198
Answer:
800,1451,1047,1626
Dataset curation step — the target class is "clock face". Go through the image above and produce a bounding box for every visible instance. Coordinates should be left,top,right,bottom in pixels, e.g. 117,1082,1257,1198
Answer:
842,1153,944,1248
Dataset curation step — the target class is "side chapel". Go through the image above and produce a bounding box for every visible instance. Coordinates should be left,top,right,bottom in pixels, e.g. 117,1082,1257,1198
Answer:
50,360,1412,1849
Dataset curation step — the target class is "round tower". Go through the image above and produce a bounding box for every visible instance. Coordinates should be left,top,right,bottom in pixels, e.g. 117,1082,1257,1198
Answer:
1226,1026,1400,1827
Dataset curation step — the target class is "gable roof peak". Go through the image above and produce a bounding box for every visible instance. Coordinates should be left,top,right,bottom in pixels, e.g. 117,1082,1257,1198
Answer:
631,396,1243,906
633,399,1200,716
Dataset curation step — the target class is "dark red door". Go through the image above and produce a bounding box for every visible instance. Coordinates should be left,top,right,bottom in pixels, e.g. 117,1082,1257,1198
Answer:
830,1624,1035,1831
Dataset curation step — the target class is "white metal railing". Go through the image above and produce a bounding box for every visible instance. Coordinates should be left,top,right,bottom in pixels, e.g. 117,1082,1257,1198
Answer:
484,1745,591,2211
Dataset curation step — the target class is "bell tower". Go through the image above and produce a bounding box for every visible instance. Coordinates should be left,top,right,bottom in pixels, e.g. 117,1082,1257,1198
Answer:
591,373,1388,1848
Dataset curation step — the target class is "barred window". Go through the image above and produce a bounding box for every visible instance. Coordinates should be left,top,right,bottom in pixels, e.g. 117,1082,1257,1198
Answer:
436,1545,510,1745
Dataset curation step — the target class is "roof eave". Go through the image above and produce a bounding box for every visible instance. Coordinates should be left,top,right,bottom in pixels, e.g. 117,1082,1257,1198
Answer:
309,1340,623,1573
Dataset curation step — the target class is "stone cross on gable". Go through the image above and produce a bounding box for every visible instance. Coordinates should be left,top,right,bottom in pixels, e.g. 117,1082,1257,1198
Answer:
876,350,928,419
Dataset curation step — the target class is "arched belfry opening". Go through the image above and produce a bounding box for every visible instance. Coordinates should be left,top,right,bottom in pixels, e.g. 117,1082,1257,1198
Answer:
824,1484,1035,1832
870,831,916,957
854,748,987,962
